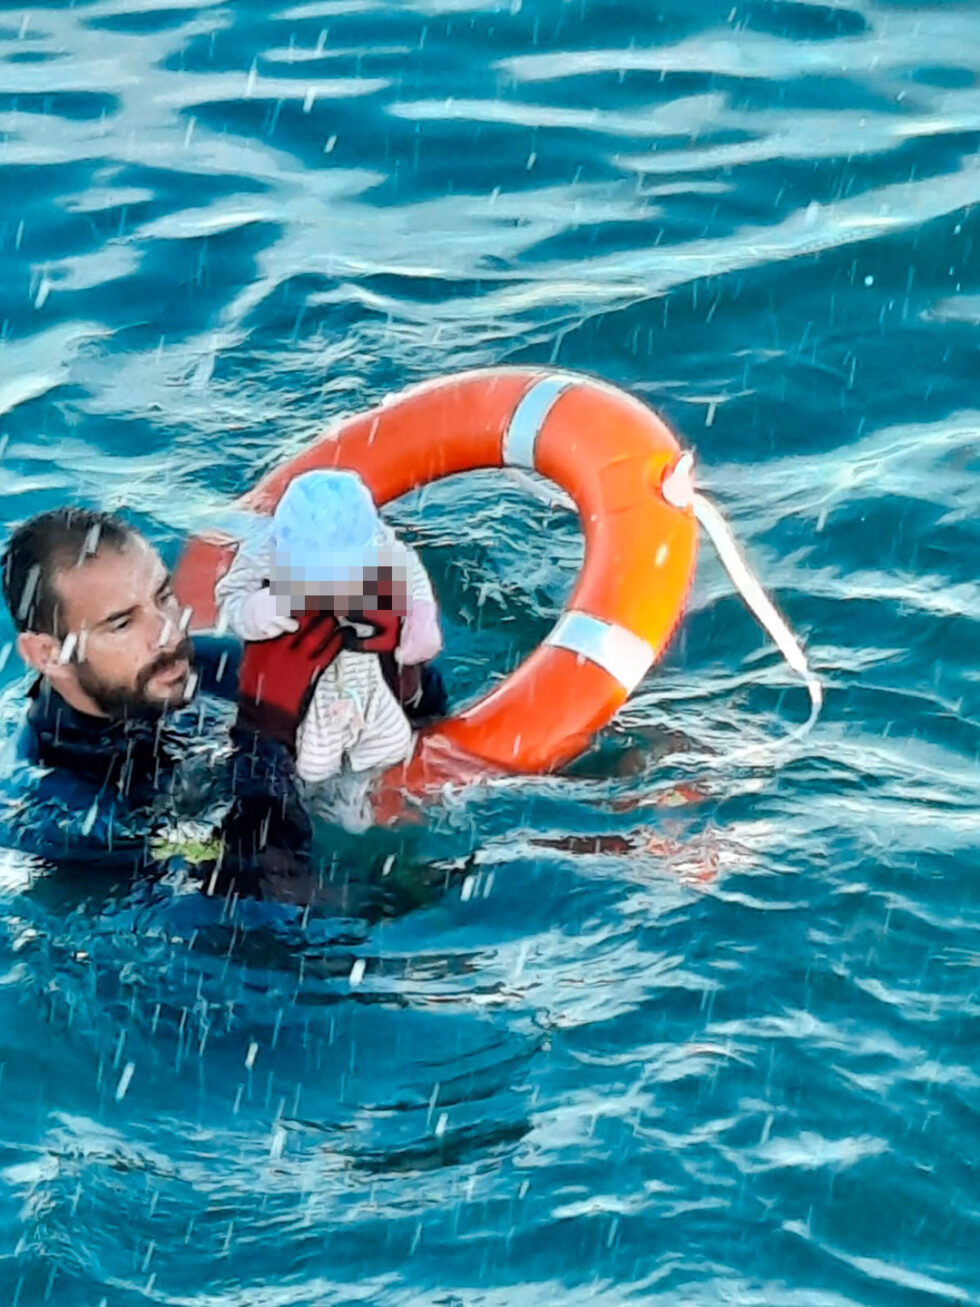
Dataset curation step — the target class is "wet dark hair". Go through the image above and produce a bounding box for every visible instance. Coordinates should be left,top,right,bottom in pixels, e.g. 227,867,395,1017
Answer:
1,508,135,636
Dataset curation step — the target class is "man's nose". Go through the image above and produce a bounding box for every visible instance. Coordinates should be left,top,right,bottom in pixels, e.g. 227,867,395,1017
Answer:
153,606,182,654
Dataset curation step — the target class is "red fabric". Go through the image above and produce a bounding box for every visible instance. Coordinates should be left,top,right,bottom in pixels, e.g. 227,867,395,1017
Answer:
237,611,345,751
339,564,403,655
236,606,416,753
338,608,421,704
339,609,401,655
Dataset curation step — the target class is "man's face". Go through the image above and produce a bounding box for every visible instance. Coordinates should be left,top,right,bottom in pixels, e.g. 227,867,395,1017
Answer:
52,538,193,717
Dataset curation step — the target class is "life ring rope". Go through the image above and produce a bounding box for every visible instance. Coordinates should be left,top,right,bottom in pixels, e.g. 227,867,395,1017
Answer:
691,489,823,759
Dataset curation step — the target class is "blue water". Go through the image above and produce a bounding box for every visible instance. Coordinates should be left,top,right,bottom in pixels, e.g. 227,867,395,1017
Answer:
1,0,979,1302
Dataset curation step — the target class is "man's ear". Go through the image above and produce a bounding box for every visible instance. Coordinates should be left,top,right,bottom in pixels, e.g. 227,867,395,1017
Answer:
16,631,68,682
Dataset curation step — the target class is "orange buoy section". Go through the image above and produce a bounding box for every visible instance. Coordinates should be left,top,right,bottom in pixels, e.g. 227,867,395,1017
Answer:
174,368,698,777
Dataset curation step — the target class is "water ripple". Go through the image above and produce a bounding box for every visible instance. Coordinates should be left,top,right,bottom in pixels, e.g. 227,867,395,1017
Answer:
1,0,979,1302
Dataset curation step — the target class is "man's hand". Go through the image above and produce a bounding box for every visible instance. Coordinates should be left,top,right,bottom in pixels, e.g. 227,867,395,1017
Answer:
236,611,344,751
340,609,402,655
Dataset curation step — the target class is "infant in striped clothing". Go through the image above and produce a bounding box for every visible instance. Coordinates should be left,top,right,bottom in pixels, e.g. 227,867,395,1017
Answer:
216,470,443,784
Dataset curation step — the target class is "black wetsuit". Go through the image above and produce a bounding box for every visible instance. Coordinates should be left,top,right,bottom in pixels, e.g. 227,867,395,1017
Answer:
3,635,313,888
2,636,446,896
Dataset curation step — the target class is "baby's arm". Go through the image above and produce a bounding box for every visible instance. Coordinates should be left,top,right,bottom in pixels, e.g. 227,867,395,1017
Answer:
214,542,263,633
215,538,297,642
379,524,443,665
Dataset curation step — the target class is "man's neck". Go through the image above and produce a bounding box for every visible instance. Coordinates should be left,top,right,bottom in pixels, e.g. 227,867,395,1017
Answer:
43,676,110,720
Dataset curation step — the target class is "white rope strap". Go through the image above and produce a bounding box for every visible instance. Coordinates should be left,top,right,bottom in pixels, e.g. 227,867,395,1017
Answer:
693,492,823,741
662,450,823,756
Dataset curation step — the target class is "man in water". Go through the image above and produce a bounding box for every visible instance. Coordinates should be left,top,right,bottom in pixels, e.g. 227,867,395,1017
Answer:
0,506,314,889
1,505,457,908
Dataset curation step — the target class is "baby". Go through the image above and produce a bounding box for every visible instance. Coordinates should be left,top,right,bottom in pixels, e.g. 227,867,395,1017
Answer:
216,469,443,784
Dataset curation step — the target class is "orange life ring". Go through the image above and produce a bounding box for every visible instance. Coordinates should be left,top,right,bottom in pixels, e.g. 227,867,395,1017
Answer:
174,368,698,784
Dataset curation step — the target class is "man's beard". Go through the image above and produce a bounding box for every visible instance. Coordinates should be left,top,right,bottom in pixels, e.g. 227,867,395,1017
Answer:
74,638,195,720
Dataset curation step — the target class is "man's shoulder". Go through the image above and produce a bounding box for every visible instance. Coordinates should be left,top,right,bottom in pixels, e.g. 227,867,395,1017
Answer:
0,715,141,864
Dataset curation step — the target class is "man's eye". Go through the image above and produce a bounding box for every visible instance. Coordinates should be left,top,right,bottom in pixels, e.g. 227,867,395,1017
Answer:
111,616,132,632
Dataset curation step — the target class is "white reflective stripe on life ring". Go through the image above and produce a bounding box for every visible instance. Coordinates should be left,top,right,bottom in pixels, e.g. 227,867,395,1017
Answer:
502,374,576,469
544,610,654,694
